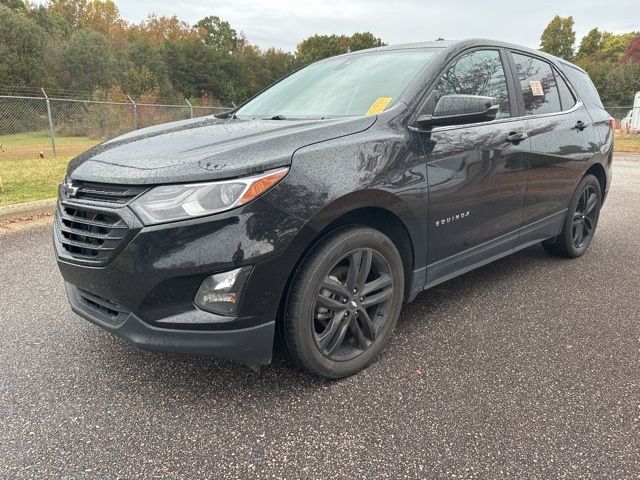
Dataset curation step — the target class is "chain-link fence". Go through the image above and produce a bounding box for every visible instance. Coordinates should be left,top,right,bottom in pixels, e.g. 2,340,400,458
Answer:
0,94,231,162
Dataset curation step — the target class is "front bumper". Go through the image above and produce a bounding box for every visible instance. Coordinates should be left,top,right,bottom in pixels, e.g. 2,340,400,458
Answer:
55,195,311,367
65,283,275,366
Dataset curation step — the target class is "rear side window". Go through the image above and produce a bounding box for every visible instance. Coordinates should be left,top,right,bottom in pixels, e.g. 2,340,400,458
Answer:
561,64,604,109
555,72,576,110
427,49,511,118
511,53,561,115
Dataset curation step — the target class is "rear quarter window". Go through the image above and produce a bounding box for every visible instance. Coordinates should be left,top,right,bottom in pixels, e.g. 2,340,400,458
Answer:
555,71,576,111
560,64,604,109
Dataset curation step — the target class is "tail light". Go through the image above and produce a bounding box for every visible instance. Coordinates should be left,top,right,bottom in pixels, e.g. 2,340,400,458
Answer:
609,118,616,130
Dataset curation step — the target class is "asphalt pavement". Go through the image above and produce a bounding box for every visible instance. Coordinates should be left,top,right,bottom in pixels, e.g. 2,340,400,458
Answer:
1,156,639,479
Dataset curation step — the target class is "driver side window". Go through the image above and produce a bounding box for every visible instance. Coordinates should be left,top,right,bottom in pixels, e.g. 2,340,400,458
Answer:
426,50,511,118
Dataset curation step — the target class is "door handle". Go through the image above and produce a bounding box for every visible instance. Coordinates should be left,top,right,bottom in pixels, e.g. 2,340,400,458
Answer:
506,131,528,143
573,120,588,131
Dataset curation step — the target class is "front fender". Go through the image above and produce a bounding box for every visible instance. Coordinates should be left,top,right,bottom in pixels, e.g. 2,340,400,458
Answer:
262,123,429,271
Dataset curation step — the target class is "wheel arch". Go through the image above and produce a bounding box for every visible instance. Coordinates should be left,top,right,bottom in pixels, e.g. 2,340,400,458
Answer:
584,162,607,199
278,190,424,313
316,207,415,299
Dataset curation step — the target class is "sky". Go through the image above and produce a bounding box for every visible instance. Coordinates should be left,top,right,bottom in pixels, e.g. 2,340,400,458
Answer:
106,0,640,52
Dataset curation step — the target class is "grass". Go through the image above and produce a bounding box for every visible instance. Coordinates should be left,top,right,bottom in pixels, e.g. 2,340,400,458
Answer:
0,156,71,205
0,129,639,207
0,131,98,161
0,132,99,206
614,131,640,153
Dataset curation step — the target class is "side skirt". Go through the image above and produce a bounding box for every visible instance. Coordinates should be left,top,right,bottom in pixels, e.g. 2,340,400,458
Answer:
417,210,566,293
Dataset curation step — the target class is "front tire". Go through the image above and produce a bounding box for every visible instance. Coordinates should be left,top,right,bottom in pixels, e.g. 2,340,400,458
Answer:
282,226,404,378
542,174,601,258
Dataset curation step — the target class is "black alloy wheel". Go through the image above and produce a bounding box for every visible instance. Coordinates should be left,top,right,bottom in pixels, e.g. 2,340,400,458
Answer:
281,226,404,378
572,185,598,249
542,174,601,258
313,248,394,361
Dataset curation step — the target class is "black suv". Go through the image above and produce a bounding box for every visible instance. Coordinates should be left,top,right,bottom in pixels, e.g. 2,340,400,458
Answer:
55,39,613,378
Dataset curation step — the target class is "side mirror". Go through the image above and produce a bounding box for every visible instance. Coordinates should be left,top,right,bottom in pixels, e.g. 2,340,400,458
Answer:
417,94,499,128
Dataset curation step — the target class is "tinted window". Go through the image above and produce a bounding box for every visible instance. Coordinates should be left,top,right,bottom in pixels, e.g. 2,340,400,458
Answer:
512,53,561,115
427,49,510,118
556,71,576,110
561,64,604,109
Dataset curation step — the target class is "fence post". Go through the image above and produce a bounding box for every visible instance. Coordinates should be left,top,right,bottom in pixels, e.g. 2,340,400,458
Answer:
128,95,138,130
185,98,194,119
41,88,57,157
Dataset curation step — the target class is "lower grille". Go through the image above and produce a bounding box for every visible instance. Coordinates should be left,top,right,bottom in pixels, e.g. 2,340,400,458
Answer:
76,288,130,326
55,203,129,264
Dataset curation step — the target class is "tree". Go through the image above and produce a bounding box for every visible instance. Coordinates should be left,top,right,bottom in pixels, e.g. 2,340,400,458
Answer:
135,14,200,43
574,29,640,105
47,0,126,43
83,0,123,38
0,0,26,10
0,5,50,87
296,34,348,65
262,48,295,82
119,37,174,99
195,16,238,53
164,38,233,102
600,61,640,105
622,35,640,63
576,28,602,59
599,32,637,62
348,32,384,52
296,32,386,66
540,15,575,60
62,28,114,91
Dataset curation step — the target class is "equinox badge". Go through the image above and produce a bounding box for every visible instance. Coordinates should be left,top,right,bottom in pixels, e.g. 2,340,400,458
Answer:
435,211,470,227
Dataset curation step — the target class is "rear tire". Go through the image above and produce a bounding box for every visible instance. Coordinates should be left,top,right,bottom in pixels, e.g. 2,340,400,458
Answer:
542,174,601,258
281,226,404,378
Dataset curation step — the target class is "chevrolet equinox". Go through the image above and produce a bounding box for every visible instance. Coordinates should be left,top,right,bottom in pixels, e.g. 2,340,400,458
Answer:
55,39,613,378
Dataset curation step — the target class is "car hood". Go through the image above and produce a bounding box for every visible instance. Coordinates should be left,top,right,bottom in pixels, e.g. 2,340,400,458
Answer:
67,115,376,185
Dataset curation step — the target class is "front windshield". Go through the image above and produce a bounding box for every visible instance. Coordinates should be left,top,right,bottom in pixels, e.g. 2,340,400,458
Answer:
236,49,440,118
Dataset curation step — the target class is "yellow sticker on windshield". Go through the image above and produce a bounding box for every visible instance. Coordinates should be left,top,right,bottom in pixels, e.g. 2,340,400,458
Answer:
365,97,393,115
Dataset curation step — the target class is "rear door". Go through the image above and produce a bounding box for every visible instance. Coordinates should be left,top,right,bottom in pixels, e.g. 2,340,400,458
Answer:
416,48,531,285
507,51,599,247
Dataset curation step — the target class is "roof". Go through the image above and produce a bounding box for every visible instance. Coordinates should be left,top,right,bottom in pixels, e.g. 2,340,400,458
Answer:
354,38,586,73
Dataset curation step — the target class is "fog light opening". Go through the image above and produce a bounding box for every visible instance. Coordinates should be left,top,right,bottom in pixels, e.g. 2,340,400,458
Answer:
194,266,252,316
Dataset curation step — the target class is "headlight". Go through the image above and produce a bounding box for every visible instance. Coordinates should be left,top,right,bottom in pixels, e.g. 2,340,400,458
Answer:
131,167,288,225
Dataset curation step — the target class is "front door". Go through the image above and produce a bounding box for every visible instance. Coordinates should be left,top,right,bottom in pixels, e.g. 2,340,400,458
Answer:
415,48,531,286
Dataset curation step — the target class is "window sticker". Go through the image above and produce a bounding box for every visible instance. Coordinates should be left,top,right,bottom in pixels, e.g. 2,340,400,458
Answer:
365,97,393,115
529,80,544,96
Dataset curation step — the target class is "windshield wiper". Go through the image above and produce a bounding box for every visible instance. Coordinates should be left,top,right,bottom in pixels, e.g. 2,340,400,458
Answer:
269,114,288,120
214,111,237,120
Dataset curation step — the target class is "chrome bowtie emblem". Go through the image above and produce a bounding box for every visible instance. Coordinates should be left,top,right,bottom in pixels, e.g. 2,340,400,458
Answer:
63,180,79,198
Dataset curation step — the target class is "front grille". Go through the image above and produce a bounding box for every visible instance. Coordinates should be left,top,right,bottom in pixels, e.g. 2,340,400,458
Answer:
70,181,147,205
55,203,129,263
76,288,130,327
